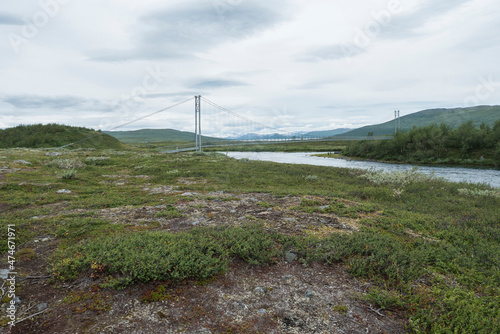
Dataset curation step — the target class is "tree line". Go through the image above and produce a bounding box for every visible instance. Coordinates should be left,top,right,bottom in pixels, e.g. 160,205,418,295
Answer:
343,120,500,166
0,124,96,148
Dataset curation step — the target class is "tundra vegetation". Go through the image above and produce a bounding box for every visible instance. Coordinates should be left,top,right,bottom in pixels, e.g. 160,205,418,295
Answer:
0,147,499,333
343,120,500,166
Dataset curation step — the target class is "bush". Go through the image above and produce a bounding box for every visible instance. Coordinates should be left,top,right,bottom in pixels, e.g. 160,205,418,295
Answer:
62,169,77,179
51,224,281,284
48,158,85,169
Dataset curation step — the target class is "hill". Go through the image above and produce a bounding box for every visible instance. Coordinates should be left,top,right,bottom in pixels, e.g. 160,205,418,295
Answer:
105,129,226,144
336,105,500,137
0,124,128,150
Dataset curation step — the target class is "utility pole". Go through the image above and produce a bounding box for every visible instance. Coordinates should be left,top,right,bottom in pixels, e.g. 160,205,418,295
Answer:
195,95,201,151
394,110,400,135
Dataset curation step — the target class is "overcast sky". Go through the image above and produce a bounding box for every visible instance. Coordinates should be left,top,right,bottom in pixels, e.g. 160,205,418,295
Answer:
1,0,499,136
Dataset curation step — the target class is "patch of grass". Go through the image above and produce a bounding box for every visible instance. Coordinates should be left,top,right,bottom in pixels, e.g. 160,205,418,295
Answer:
62,285,112,314
51,223,281,283
154,204,184,219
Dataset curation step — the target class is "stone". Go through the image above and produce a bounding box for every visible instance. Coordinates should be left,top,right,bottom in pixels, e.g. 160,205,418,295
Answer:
37,303,48,311
230,210,237,214
57,189,72,194
319,205,330,210
285,251,297,263
305,291,316,298
257,309,267,314
282,275,293,281
45,152,62,156
0,269,9,280
284,218,296,222
14,160,31,165
253,287,267,295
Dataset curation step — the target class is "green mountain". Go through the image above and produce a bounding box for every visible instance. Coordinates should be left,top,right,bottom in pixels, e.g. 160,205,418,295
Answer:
0,124,128,149
336,105,500,138
105,129,227,144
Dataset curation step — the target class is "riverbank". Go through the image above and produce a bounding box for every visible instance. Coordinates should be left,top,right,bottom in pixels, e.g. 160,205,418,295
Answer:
226,151,500,188
1,149,499,333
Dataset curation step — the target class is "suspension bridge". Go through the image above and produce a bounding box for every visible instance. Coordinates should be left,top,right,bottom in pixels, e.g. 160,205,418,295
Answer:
107,95,396,153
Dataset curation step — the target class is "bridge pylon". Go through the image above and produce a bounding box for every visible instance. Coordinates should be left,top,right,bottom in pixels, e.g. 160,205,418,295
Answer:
195,95,201,151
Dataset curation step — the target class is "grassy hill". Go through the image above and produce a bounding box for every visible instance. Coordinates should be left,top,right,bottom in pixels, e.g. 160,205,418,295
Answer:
0,124,128,150
105,129,227,144
336,105,500,137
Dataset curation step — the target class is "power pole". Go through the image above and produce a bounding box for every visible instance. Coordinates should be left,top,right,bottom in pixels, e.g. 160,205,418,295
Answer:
394,110,400,135
195,95,201,151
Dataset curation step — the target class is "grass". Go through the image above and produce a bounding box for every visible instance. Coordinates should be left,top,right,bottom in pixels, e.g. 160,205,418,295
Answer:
1,148,499,332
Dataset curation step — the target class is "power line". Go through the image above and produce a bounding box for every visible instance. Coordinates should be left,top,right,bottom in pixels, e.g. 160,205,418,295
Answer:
59,97,195,149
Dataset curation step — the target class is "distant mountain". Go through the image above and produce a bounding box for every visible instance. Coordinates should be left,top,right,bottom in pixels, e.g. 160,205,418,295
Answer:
335,105,500,138
303,128,352,138
105,129,226,144
0,124,127,149
228,128,352,140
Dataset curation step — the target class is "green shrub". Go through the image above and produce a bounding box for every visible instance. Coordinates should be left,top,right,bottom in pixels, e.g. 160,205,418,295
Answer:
48,158,85,169
62,169,77,179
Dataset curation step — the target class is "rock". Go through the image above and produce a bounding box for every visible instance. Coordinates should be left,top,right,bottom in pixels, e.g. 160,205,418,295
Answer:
14,296,21,306
229,210,237,214
45,152,62,156
154,205,167,209
181,192,196,197
284,218,296,222
41,238,50,242
57,189,72,194
0,269,10,280
319,205,329,210
282,275,293,281
37,303,48,312
285,251,297,263
257,309,267,314
253,287,267,295
13,160,31,165
305,291,316,298
236,301,247,309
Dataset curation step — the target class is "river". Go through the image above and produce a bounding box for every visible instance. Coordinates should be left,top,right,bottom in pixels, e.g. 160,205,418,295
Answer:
225,152,500,188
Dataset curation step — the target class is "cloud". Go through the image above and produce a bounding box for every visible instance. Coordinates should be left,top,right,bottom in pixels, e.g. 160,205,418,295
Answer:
296,0,474,63
191,80,249,90
2,94,116,113
0,12,22,25
88,0,289,62
380,0,474,39
297,44,368,63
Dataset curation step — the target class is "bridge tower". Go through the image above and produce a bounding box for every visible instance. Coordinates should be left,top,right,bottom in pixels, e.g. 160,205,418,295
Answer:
195,95,201,151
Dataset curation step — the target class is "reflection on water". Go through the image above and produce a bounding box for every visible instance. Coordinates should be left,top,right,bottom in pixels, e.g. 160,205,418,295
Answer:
225,152,500,188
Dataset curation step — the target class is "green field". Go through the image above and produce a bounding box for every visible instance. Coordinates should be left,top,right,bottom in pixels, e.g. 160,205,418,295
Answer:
1,148,499,332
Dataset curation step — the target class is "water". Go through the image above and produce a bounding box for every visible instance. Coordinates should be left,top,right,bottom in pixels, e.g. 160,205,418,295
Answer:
225,152,500,188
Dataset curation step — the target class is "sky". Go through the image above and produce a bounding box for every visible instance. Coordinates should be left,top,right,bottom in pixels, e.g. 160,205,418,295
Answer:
1,0,500,137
